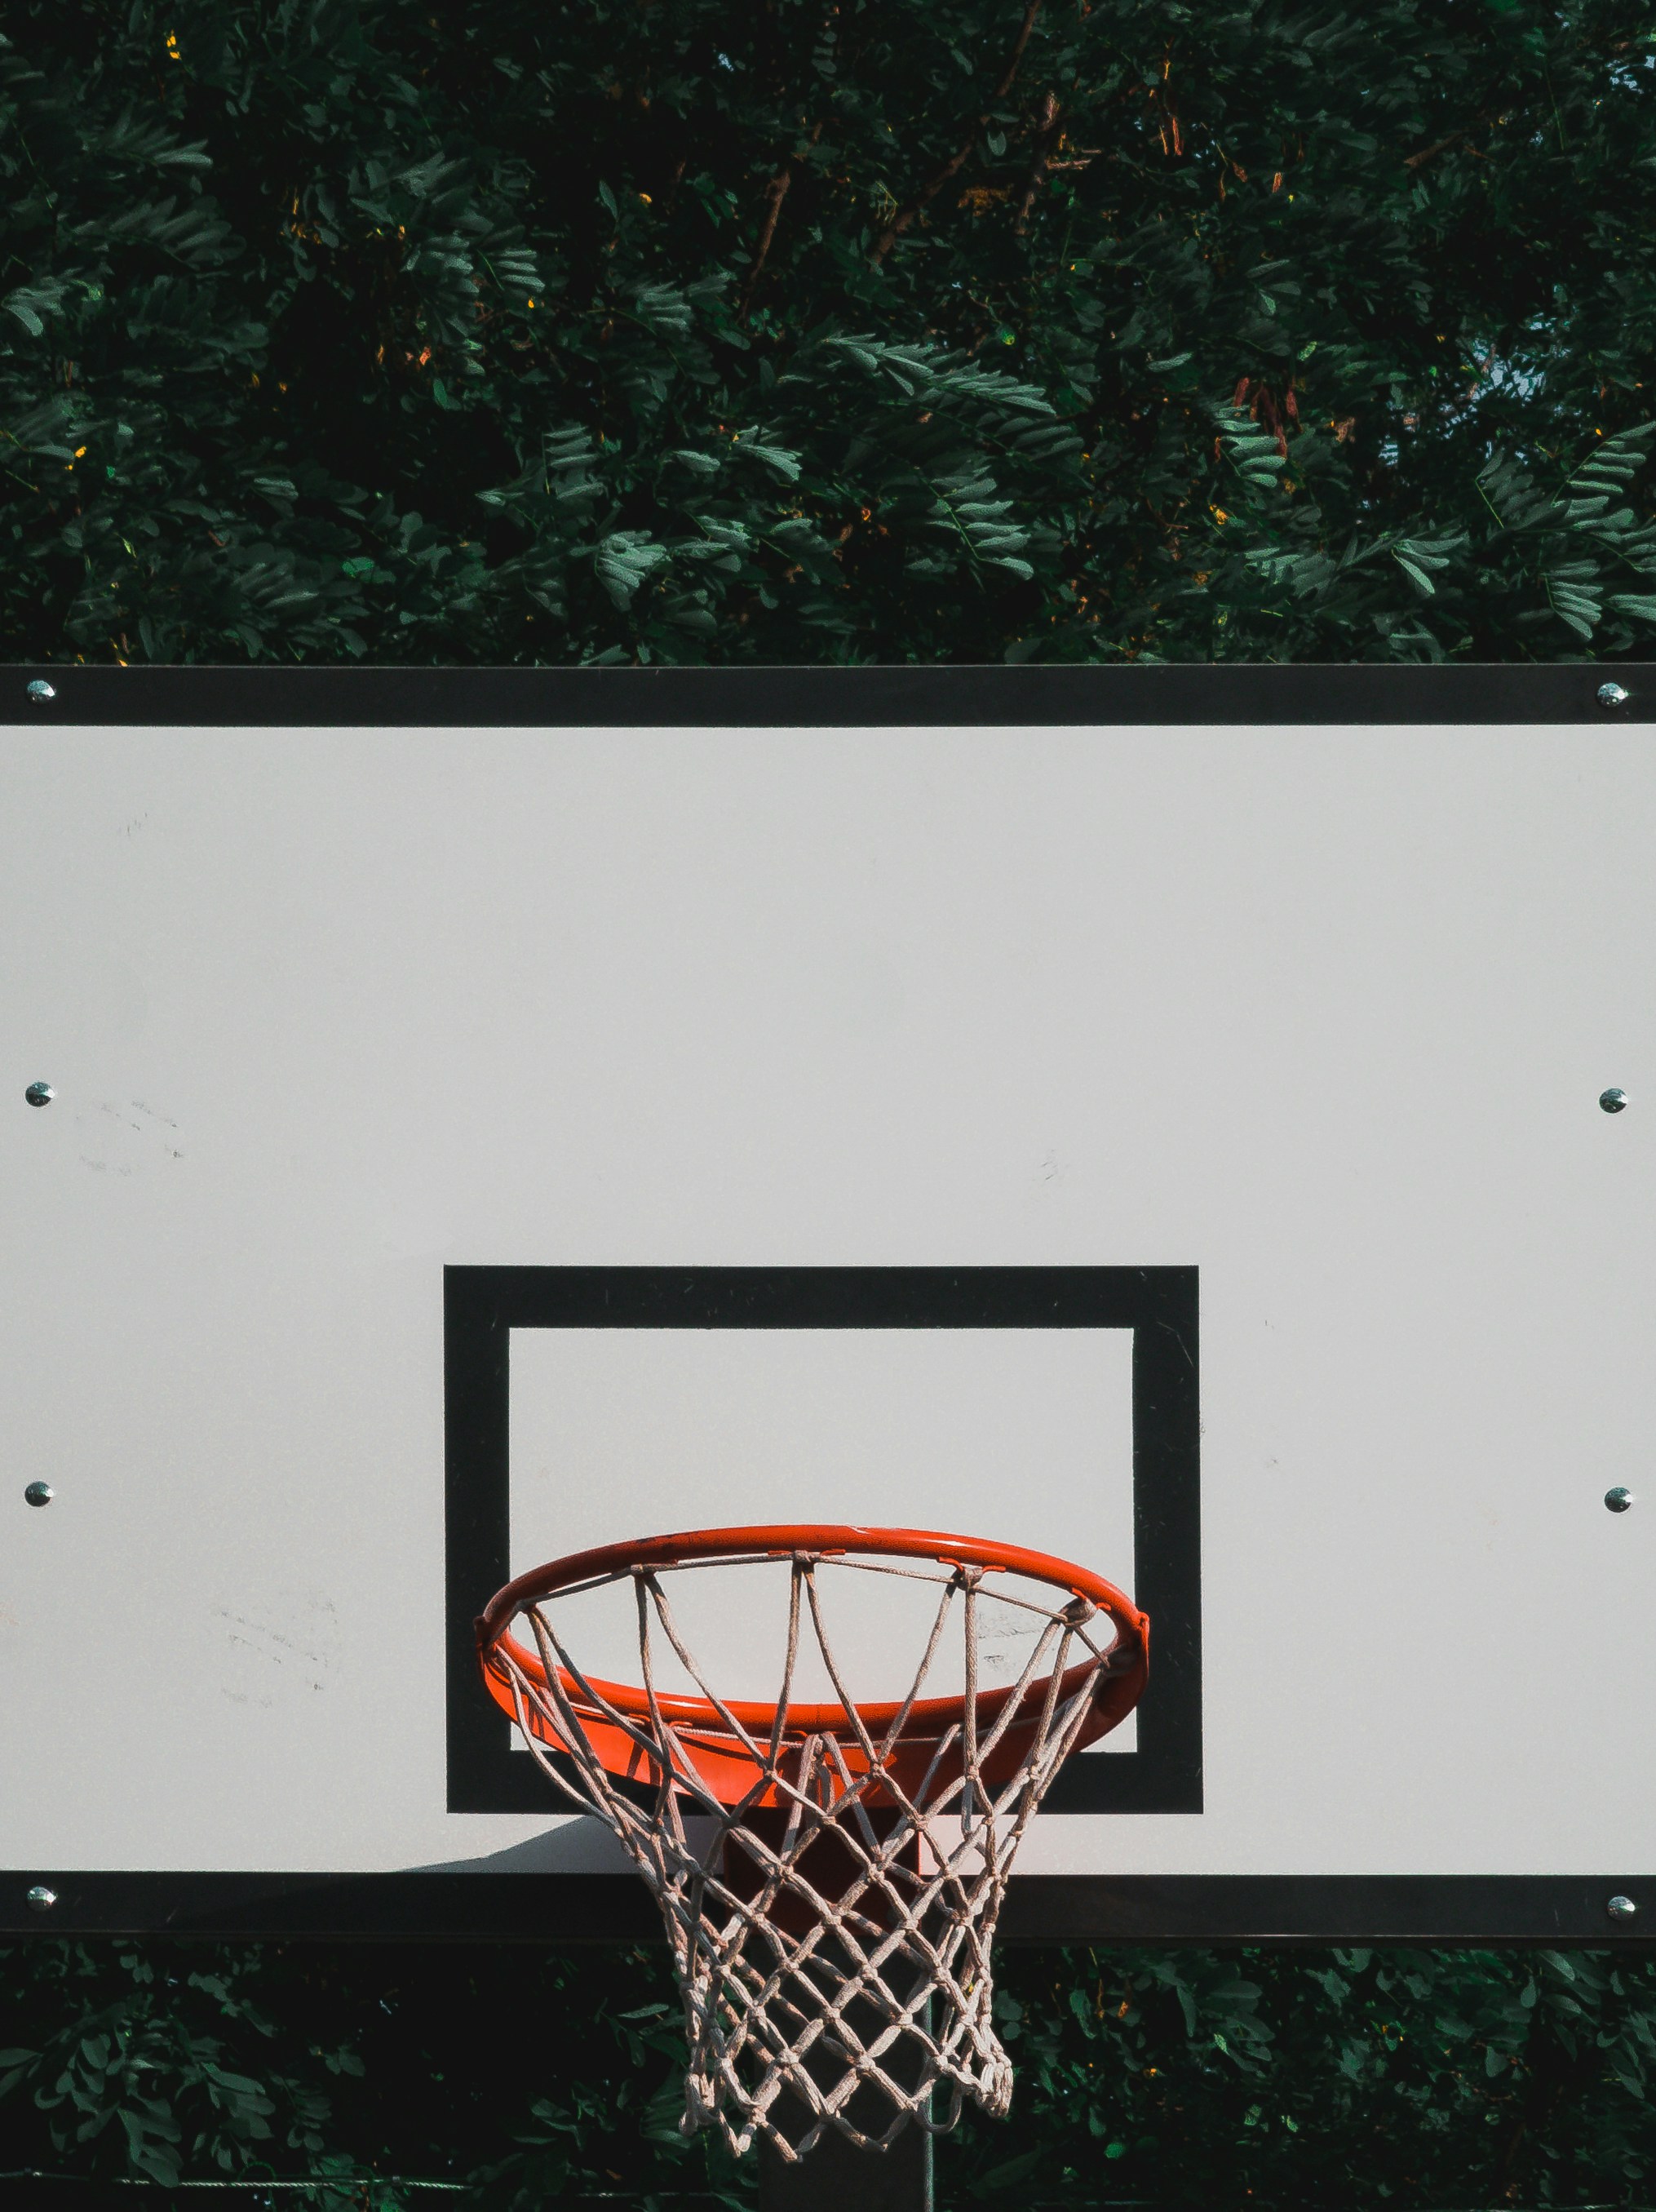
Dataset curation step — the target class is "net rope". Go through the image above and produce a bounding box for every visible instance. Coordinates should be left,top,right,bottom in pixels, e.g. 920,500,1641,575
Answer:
488,1549,1134,2162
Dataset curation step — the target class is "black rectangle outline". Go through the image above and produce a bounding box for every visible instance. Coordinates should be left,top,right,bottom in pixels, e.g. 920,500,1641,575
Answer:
445,1266,1202,1818
6,660,1655,725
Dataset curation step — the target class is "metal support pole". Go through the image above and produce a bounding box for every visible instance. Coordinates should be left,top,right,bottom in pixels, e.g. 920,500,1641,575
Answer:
753,1979,935,2212
727,1812,937,2210
758,2114,932,2212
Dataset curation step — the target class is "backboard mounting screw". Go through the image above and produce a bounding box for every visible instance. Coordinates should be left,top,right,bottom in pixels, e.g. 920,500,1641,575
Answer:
24,1080,53,1108
1600,1088,1628,1114
1605,1487,1635,1513
1608,1894,1638,1922
1597,680,1630,711
24,1481,53,1508
24,678,56,706
25,1886,57,1913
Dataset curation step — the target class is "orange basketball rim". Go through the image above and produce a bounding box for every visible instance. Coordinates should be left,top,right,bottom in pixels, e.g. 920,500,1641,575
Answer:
475,1523,1149,1810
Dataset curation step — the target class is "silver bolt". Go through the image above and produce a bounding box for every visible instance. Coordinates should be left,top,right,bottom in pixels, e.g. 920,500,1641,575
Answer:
1600,1088,1628,1114
1598,680,1631,711
24,1481,53,1508
25,1886,57,1913
1605,1487,1636,1513
24,1080,53,1108
24,678,56,706
1609,1894,1638,1922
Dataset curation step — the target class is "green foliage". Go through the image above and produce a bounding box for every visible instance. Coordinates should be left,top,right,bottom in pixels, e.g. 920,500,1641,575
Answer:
0,1940,745,2205
6,0,1656,663
6,1939,1656,2202
0,1943,352,2191
947,1944,1656,2205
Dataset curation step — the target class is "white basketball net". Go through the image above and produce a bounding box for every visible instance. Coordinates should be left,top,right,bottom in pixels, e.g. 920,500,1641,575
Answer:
488,1548,1134,2163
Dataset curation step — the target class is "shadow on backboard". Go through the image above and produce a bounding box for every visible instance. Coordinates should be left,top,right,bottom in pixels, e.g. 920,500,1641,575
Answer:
419,1818,657,1875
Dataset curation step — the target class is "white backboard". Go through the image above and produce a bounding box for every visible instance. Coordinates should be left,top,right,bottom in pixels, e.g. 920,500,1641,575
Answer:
2,700,1650,1939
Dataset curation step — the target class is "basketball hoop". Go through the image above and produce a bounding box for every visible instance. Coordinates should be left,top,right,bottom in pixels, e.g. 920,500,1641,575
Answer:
476,1525,1148,2163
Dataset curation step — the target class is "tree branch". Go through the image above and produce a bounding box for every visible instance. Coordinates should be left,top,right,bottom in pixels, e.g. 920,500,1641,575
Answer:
1404,130,1464,169
1013,90,1061,233
870,0,1044,266
739,122,824,321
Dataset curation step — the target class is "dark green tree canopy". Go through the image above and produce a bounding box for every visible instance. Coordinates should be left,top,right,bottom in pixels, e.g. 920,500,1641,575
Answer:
4,1937,1656,2203
4,0,1656,663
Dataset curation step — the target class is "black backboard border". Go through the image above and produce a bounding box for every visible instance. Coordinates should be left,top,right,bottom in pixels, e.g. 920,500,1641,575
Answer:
6,659,1654,725
6,666,1649,1943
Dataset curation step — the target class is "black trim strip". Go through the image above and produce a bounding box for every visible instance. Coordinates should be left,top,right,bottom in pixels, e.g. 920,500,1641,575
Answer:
1,1874,1648,1946
445,1266,1202,1818
5,663,1653,726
